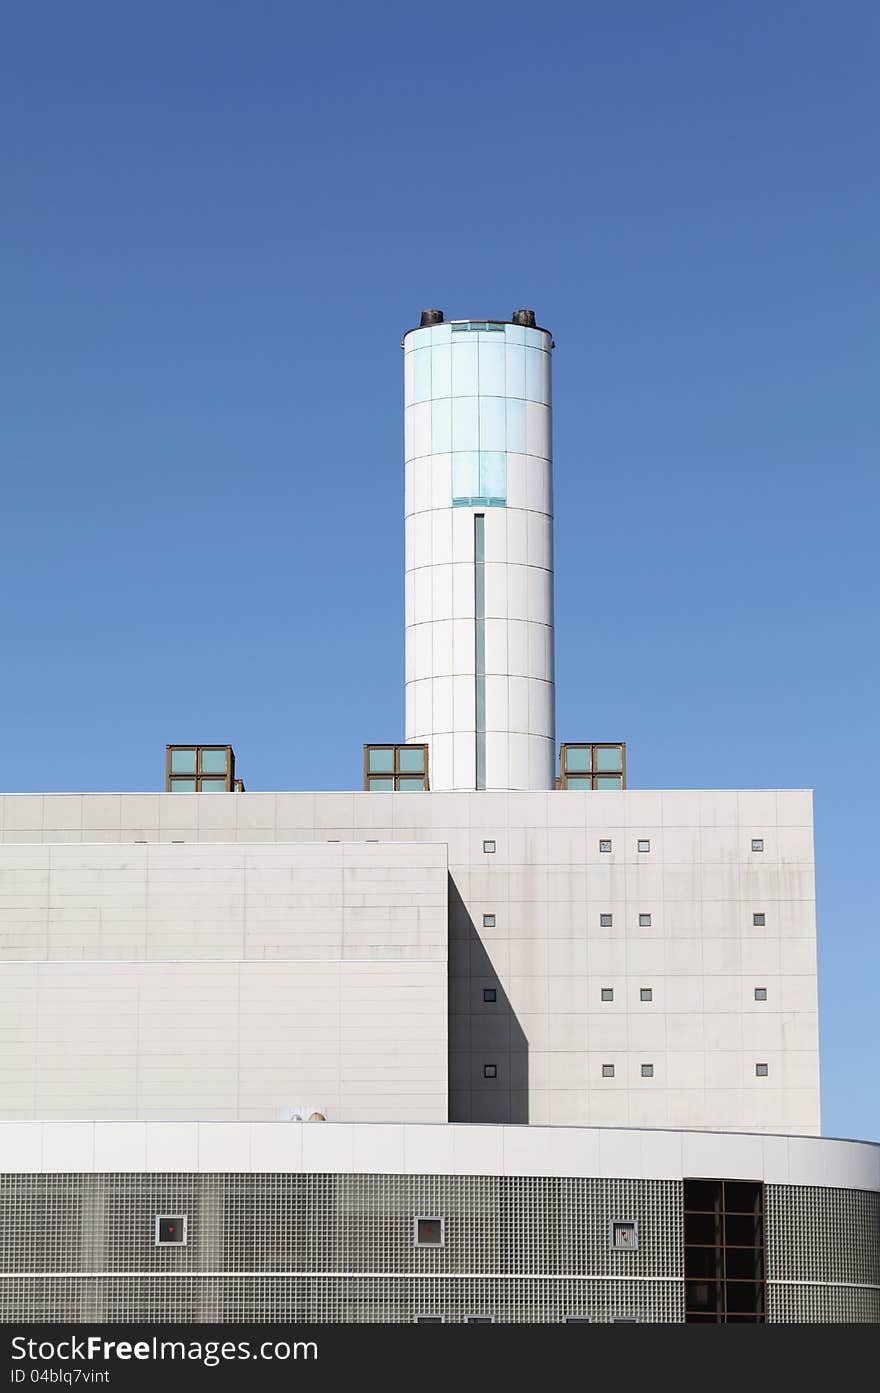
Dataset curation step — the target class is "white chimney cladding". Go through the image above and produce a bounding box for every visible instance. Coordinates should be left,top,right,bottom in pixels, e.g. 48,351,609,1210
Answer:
403,314,556,791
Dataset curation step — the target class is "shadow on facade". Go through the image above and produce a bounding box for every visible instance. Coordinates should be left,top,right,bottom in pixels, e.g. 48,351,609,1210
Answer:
447,875,529,1125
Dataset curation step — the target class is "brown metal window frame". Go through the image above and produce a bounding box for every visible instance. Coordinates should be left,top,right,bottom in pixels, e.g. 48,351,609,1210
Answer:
557,742,627,790
363,744,430,791
165,745,235,792
683,1178,766,1323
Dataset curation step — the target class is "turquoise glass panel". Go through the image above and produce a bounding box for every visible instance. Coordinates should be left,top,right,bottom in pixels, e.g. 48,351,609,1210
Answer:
398,747,425,773
525,346,544,402
478,340,505,396
170,778,196,792
412,347,431,402
200,778,227,792
595,746,623,773
479,452,506,502
596,775,623,790
451,397,479,451
200,749,227,774
479,396,506,451
565,746,591,773
506,398,526,452
431,343,451,399
452,453,480,500
170,749,196,774
565,775,591,790
368,777,394,791
505,343,526,398
396,776,425,791
368,748,394,773
451,340,478,396
431,398,452,453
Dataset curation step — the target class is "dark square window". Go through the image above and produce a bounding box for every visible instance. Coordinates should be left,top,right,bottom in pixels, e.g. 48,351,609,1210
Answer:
754,987,767,1002
601,1063,615,1078
483,840,496,854
725,1213,763,1248
725,1247,762,1281
637,839,651,853
725,1282,764,1316
724,1182,763,1215
599,839,612,853
483,988,497,1003
483,1064,497,1079
483,913,496,927
683,1179,722,1212
686,1280,723,1315
601,987,614,1002
685,1246,723,1280
751,839,764,852
640,988,653,1002
414,1217,445,1248
641,1063,654,1077
753,913,765,926
684,1211,722,1246
638,913,652,926
600,913,613,927
755,1063,769,1077
155,1216,187,1246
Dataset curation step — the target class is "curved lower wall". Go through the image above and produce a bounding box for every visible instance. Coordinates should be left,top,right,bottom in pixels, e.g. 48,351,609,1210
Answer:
1,1159,877,1323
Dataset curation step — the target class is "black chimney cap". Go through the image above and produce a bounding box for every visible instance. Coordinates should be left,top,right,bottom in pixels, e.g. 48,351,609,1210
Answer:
419,308,444,327
511,308,537,328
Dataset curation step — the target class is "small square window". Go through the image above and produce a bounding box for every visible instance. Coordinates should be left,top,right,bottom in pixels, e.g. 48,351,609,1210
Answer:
155,1216,187,1246
414,1217,445,1248
483,840,496,854
483,913,496,927
755,1062,769,1077
483,1064,497,1079
600,913,613,927
638,913,652,927
640,988,653,1002
751,838,764,852
754,987,768,1002
637,839,651,853
601,1063,615,1078
753,913,765,926
599,839,612,853
641,1063,654,1077
600,988,614,1003
611,1220,638,1250
483,988,496,1003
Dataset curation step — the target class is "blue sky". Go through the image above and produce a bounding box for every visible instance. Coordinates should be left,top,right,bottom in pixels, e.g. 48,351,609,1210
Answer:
2,2,877,1140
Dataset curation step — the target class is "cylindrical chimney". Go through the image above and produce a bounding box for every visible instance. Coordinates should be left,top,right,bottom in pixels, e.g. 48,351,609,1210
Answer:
402,312,555,791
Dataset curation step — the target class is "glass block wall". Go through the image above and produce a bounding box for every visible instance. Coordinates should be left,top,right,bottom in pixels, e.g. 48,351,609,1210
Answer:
1,1173,876,1324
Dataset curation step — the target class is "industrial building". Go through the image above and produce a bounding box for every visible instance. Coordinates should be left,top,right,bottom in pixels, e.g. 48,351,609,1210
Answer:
0,311,876,1322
